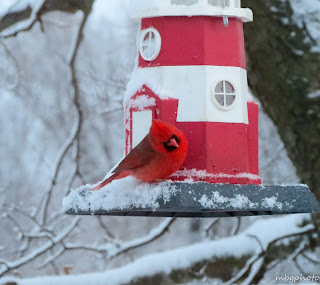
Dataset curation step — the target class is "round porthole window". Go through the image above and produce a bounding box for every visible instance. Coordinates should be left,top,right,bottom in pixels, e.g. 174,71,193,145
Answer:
213,81,236,110
139,28,161,61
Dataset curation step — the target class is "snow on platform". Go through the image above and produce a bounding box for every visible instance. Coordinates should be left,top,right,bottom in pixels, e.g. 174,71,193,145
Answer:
63,178,320,217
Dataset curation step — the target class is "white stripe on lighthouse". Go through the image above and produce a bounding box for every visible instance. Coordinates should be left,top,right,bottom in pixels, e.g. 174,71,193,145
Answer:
125,65,250,124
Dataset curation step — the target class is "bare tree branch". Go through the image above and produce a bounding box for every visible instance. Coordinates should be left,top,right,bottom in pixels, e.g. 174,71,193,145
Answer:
0,217,80,277
247,234,265,252
42,0,94,224
288,240,309,261
231,217,242,236
225,253,263,285
108,218,175,259
0,0,95,36
64,218,176,259
293,258,309,276
2,203,41,228
97,216,116,242
37,246,65,269
5,212,24,241
302,251,320,264
242,225,315,284
241,256,265,285
40,117,80,224
202,219,219,238
0,39,20,89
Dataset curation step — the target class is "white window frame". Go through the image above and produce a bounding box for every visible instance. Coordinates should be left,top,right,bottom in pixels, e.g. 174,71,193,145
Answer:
139,28,161,62
212,80,237,111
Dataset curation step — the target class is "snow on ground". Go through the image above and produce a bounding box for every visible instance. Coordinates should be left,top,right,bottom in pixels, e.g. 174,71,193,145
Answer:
1,214,312,285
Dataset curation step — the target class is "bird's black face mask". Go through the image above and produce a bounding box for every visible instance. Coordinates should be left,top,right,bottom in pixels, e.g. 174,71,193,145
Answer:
163,134,180,152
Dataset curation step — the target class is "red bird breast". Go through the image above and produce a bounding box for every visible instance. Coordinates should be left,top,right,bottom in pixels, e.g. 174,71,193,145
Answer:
92,120,188,190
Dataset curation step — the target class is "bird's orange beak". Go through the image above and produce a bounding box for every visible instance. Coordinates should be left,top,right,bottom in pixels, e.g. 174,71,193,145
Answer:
168,138,179,148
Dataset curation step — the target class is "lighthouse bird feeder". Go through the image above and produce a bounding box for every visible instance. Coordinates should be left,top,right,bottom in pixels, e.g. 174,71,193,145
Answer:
64,0,320,217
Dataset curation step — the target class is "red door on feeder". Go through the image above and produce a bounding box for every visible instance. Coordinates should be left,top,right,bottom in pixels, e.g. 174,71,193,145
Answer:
124,0,261,185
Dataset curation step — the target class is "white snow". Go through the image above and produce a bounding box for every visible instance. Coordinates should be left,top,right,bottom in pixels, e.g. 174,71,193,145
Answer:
63,170,301,212
63,177,178,212
289,0,320,53
64,167,264,213
198,192,258,209
92,0,130,22
172,168,261,181
308,90,320,100
0,0,14,19
261,196,283,210
124,68,170,106
127,95,156,110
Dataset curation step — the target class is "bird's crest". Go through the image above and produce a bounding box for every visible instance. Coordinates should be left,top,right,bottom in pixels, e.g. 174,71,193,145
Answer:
150,120,175,142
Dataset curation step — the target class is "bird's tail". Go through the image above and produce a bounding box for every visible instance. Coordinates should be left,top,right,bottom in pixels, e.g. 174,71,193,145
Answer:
91,173,118,191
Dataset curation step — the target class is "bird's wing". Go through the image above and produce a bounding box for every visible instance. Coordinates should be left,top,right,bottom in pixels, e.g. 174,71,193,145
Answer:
113,135,157,173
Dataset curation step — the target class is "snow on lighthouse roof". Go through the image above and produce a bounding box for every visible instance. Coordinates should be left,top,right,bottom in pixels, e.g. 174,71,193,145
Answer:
130,0,253,22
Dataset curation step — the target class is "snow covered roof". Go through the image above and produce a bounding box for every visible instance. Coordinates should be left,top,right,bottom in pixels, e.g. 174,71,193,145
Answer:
130,0,253,22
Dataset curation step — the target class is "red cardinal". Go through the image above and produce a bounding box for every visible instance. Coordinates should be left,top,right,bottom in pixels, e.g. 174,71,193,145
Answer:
92,120,188,190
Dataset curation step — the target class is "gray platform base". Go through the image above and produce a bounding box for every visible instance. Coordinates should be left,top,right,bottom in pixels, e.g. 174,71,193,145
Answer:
65,183,320,218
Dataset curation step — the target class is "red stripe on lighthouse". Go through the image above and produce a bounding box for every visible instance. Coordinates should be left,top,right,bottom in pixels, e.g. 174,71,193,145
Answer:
139,16,246,69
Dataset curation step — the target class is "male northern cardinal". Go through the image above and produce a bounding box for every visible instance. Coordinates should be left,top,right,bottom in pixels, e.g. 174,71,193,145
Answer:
92,120,188,190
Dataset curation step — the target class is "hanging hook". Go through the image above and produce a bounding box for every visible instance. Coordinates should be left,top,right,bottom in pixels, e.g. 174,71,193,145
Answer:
221,0,229,27
223,15,229,27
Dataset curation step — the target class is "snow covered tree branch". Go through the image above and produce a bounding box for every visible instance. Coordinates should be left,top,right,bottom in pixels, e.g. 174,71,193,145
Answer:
0,0,95,38
0,0,47,38
1,215,317,285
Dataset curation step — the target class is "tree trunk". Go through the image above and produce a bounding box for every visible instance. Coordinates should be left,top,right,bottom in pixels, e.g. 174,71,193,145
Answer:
242,0,320,199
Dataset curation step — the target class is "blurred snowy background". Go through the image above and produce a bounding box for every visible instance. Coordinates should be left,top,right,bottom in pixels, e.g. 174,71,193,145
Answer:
0,0,319,284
